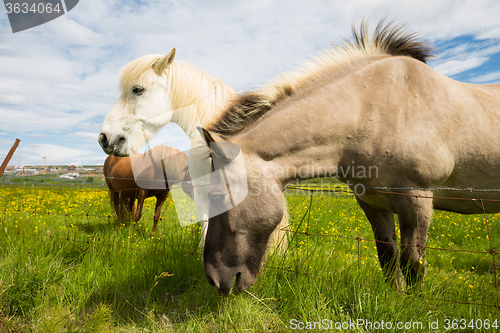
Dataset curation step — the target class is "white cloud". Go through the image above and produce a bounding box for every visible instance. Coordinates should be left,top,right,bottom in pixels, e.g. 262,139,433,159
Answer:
49,16,106,46
0,135,18,147
429,41,500,78
14,143,96,166
74,131,99,143
478,28,500,40
432,57,490,76
0,107,104,133
0,88,29,106
471,71,500,84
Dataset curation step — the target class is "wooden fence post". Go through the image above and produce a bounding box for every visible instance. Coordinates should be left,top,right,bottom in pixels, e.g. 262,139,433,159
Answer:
0,138,21,177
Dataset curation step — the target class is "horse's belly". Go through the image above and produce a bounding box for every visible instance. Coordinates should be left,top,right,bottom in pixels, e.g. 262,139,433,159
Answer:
110,179,139,198
433,191,500,214
357,189,500,214
356,193,392,211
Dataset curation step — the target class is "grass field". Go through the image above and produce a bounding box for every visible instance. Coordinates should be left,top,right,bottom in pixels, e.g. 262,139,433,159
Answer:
1,180,499,332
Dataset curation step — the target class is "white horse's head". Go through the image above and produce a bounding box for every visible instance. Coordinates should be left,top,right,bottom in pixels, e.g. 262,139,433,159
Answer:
99,49,178,157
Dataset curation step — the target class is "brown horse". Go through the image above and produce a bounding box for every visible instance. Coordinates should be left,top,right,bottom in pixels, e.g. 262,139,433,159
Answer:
199,20,500,295
104,145,193,235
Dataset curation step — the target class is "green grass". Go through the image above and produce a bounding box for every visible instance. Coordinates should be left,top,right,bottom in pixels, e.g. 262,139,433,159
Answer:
0,175,103,188
0,184,499,332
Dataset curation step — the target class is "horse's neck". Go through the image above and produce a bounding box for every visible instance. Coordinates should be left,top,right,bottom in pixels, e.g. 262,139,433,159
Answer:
173,110,208,139
232,78,360,187
475,83,500,101
168,64,235,139
235,106,347,188
178,119,202,140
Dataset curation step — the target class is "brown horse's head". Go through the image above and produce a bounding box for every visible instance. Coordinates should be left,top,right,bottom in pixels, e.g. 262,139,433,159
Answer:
201,129,285,296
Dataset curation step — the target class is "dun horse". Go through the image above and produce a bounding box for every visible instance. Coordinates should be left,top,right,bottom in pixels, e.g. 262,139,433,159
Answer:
98,51,288,248
197,20,500,295
104,145,193,236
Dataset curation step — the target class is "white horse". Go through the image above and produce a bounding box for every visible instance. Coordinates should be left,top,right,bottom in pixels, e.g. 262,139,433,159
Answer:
98,49,288,248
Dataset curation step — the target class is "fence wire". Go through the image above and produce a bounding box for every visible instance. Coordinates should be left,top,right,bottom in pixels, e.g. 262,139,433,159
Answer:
1,181,499,310
284,184,500,310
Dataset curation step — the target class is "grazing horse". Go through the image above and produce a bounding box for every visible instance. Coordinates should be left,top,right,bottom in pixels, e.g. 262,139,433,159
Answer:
98,50,288,248
197,20,500,295
104,145,193,235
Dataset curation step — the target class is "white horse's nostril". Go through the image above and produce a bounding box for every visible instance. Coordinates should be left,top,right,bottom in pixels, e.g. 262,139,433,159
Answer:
98,133,108,149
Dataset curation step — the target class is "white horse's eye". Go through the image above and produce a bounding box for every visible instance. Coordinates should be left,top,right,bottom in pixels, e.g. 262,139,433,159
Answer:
132,85,145,95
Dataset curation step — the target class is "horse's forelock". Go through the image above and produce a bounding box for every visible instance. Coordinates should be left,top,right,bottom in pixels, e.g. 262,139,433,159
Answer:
118,54,163,93
117,55,235,132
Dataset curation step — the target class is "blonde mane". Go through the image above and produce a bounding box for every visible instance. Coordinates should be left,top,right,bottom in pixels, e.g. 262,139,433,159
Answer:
119,55,236,136
209,20,434,137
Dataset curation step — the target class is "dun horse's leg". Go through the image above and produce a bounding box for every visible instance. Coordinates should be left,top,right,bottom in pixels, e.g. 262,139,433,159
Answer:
152,190,169,236
395,190,432,288
356,196,402,289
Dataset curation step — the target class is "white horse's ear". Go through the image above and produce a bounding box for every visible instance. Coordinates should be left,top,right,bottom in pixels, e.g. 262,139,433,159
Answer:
153,48,176,76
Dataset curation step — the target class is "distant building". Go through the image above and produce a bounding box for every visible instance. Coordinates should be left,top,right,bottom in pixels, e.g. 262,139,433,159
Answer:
59,172,80,180
3,166,16,174
24,168,39,175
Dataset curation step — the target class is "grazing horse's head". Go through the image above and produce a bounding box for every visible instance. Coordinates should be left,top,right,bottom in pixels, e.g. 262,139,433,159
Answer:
201,129,285,296
99,49,177,157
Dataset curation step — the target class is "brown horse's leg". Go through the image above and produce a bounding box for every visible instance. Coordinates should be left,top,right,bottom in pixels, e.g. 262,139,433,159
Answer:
356,196,402,289
395,190,432,289
111,190,121,223
134,189,146,228
152,190,170,236
130,196,136,217
117,190,123,223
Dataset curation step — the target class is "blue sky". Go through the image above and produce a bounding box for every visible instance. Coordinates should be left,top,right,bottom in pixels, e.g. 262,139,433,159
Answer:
0,0,499,166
